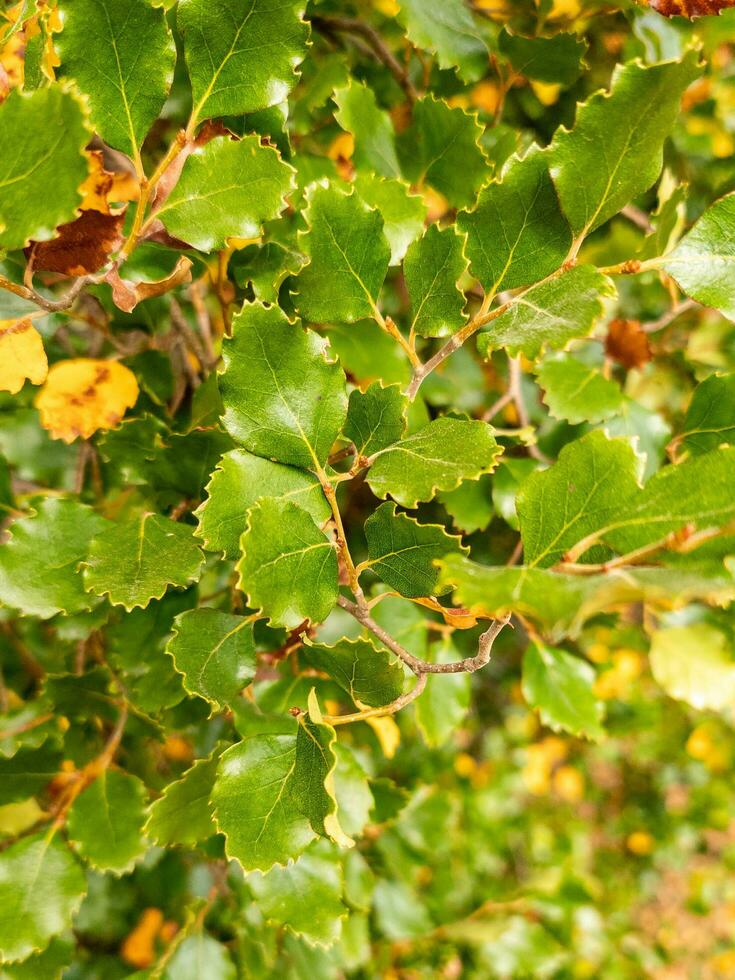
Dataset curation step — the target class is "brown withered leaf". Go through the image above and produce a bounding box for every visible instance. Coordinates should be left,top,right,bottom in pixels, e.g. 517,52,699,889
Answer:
26,210,125,276
648,0,735,16
105,256,193,313
605,318,652,371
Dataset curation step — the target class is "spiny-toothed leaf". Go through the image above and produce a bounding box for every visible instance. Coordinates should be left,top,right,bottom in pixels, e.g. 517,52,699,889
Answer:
664,192,735,321
437,556,735,640
396,0,488,82
57,0,175,160
477,266,615,360
522,642,605,740
212,692,352,871
301,635,405,708
404,225,468,339
295,183,391,323
162,933,237,980
247,843,347,948
363,501,468,598
0,936,73,979
439,475,494,534
333,80,400,178
231,240,307,303
195,448,329,559
415,637,471,748
0,834,86,963
366,418,502,508
167,609,256,710
83,515,205,611
0,499,109,619
457,147,572,296
354,174,427,266
237,499,338,629
680,373,735,455
548,50,701,234
536,354,625,424
220,302,347,470
156,137,294,252
178,0,309,126
517,431,642,568
0,87,90,251
0,746,64,805
67,770,148,875
649,623,735,712
145,750,222,847
344,382,407,458
397,96,488,209
498,29,587,85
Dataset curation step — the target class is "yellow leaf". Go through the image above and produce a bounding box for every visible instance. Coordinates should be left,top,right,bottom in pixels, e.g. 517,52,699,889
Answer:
121,908,164,969
366,715,400,758
0,318,48,393
36,358,139,442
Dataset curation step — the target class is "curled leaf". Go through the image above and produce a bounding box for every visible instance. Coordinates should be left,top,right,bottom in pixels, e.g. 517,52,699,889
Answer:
36,358,139,442
0,317,48,393
105,255,193,313
27,209,125,276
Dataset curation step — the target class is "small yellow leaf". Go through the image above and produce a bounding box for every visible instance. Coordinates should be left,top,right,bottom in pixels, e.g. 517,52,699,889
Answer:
366,714,400,758
36,358,139,442
0,318,48,393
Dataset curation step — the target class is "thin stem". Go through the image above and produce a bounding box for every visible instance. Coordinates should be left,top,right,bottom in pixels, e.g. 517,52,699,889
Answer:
319,475,366,607
507,356,550,464
322,672,427,726
0,272,90,313
381,313,422,369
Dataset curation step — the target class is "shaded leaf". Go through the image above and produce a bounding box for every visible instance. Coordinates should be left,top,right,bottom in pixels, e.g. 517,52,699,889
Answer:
415,637,471,747
353,174,426,266
343,382,407,458
334,80,400,178
498,29,586,85
397,0,488,82
302,635,405,708
537,354,624,424
522,642,605,740
145,751,221,847
404,225,468,339
681,373,735,455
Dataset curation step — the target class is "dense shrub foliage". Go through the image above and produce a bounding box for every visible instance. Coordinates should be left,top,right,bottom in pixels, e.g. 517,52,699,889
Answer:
2,0,735,975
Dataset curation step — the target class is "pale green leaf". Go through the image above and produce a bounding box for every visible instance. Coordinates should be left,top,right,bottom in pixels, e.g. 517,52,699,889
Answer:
221,302,347,470
334,80,400,178
83,515,205,611
145,751,221,847
237,498,338,629
491,458,537,531
353,174,426,266
522,642,604,740
332,744,374,837
157,137,294,252
415,637,471,748
301,635,405,708
439,475,495,535
404,225,468,339
57,0,174,159
649,623,735,711
67,771,148,874
537,354,624,424
680,373,735,454
397,0,488,82
163,932,236,980
344,382,407,457
167,610,256,709
366,417,502,508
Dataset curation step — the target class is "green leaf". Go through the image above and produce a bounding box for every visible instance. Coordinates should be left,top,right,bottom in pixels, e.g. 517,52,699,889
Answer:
344,382,407,457
398,96,488,209
237,498,338,629
353,174,426,266
301,635,405,708
83,515,205,611
231,241,306,303
477,266,615,360
415,637,470,748
212,692,352,871
167,609,256,709
195,448,329,559
156,136,294,252
0,747,64,805
145,751,221,847
537,354,624,424
57,0,174,160
366,418,502,508
332,744,374,838
0,499,109,619
363,501,468,598
548,51,701,234
649,623,735,712
328,319,410,387
334,80,400,178
178,0,309,126
680,373,735,455
163,932,237,980
664,192,735,321
404,225,468,339
0,834,86,963
295,184,391,323
457,147,572,295
221,301,347,470
67,771,148,874
439,475,495,534
0,87,90,251
498,29,586,85
0,936,73,980
397,0,488,82
491,458,537,531
522,642,605,740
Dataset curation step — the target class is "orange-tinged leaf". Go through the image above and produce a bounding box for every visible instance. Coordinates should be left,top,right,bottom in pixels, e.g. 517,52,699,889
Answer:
79,150,114,214
36,358,139,442
121,908,164,969
27,209,125,276
648,0,735,16
605,318,652,370
105,255,193,313
0,318,48,393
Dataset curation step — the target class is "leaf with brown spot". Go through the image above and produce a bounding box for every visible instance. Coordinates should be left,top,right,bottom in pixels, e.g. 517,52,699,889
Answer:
79,150,115,214
0,318,48,393
27,209,125,276
105,256,193,313
605,318,652,370
36,358,139,442
648,0,735,16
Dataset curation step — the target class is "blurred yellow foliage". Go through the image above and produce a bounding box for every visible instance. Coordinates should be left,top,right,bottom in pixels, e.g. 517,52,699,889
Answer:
0,318,48,394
